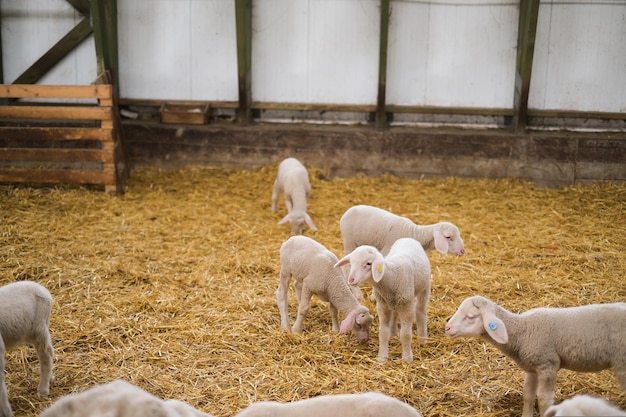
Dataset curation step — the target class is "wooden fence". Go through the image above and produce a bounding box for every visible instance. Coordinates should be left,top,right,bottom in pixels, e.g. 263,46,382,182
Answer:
0,77,128,194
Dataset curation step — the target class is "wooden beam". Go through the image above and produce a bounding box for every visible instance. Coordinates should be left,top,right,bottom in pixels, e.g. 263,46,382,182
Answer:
513,0,541,133
235,0,253,125
12,17,93,85
376,0,391,131
91,0,119,95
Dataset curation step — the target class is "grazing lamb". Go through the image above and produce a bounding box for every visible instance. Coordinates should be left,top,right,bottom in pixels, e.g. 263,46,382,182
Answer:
335,238,431,363
0,281,54,417
39,379,214,417
271,158,317,235
276,235,373,343
234,392,422,417
544,395,626,417
340,205,465,256
445,295,626,417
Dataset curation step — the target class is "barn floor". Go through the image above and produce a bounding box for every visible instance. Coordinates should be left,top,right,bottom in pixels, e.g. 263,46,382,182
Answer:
1,164,625,417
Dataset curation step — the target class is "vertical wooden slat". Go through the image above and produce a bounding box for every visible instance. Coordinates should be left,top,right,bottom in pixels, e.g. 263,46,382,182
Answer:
12,17,93,85
235,0,253,125
513,0,541,133
376,0,391,131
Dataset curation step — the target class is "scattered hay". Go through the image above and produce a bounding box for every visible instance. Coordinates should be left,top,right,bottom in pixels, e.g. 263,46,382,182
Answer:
0,164,624,417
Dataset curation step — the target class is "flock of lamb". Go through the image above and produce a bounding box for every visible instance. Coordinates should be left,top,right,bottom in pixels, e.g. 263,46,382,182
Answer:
0,157,624,417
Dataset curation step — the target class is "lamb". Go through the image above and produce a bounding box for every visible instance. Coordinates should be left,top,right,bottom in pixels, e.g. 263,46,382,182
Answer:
276,235,373,343
0,281,54,417
39,379,214,417
445,295,626,417
271,157,317,235
544,395,626,417
340,204,465,256
334,238,431,363
234,392,422,417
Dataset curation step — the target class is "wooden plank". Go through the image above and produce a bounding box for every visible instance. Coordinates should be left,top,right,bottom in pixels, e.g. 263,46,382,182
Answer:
235,0,253,124
386,105,514,116
0,84,112,100
375,0,390,131
0,127,113,141
0,148,110,163
0,168,114,186
252,102,377,113
12,18,94,85
0,106,112,121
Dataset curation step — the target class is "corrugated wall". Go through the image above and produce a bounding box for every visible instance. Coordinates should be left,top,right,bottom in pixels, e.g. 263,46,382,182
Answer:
2,0,625,113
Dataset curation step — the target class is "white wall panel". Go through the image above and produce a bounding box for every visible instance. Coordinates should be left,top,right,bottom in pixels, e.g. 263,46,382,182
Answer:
118,0,238,101
252,0,380,105
530,1,626,113
387,0,518,109
1,0,96,85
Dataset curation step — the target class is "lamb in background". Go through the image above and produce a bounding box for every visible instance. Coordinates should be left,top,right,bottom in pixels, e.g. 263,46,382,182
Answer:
271,158,317,235
0,281,54,417
39,379,214,417
335,238,432,363
234,392,422,417
544,395,626,416
276,235,373,343
445,295,626,417
340,205,465,256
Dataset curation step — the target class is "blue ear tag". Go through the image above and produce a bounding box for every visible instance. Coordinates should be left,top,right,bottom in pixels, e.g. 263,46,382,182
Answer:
488,321,498,331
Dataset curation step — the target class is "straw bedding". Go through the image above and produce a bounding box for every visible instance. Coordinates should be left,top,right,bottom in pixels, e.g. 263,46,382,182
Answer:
0,164,624,417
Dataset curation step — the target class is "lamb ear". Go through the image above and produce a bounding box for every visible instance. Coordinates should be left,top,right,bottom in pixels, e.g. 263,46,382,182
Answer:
433,229,449,254
305,214,317,231
334,255,350,268
278,214,290,225
339,311,355,333
372,259,385,282
481,311,508,344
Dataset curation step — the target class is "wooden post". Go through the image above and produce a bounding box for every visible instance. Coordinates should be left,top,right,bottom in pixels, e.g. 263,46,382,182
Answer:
235,0,253,125
0,6,4,85
376,0,391,130
513,0,540,133
91,0,119,97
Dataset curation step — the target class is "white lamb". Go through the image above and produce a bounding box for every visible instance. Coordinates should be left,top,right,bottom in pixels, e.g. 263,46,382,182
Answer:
340,205,465,256
334,238,431,363
544,395,626,417
271,157,317,235
39,379,214,417
276,235,373,343
0,281,54,417
445,295,626,417
234,392,422,417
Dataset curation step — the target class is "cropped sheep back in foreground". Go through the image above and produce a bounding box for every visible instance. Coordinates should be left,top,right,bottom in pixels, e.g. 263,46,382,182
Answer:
234,392,422,417
445,295,626,417
335,238,432,363
544,395,626,416
0,281,54,417
271,158,317,235
39,379,214,417
339,205,465,256
276,235,373,343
